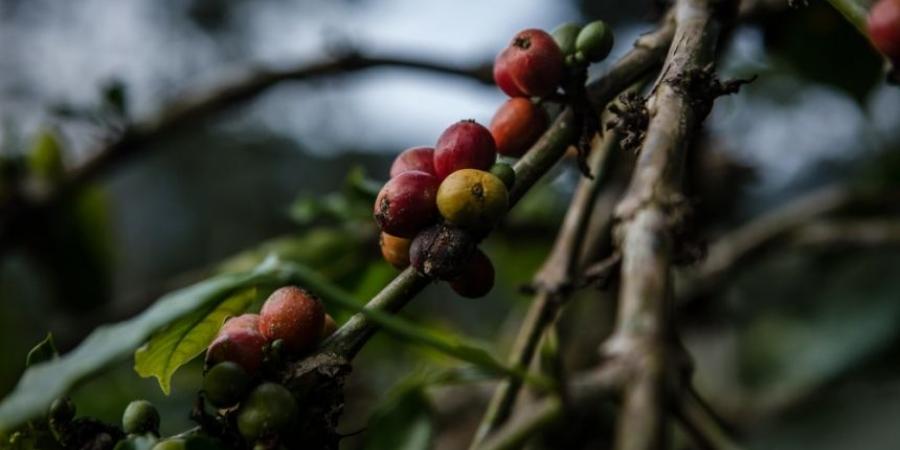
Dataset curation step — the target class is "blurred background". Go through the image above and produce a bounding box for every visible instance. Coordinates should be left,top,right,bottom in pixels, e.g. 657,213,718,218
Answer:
1,0,899,448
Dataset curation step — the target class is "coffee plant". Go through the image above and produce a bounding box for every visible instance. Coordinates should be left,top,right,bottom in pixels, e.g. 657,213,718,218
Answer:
1,0,898,449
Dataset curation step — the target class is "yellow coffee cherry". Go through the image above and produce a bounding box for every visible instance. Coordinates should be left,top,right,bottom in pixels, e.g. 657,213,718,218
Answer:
437,169,509,230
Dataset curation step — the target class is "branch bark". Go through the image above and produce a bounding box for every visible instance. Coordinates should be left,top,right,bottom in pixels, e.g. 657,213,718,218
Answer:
604,1,732,449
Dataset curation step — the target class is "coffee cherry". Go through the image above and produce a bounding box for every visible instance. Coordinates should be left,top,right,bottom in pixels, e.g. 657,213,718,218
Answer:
321,314,338,339
489,163,516,189
207,314,267,374
48,397,76,425
237,383,298,442
379,232,411,269
122,400,160,435
390,146,436,178
437,169,509,230
151,439,185,450
450,249,495,298
552,22,581,56
373,170,440,238
493,55,526,97
489,98,547,157
575,20,614,63
869,0,900,62
203,362,252,408
433,120,497,180
259,286,325,355
409,223,477,280
494,29,565,98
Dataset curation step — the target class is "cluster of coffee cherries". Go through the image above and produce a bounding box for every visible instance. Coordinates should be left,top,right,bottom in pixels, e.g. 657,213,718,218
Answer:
198,286,335,447
374,22,615,297
869,0,900,71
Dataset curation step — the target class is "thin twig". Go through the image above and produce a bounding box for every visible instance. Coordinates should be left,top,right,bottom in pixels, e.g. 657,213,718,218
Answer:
672,385,744,450
604,1,732,449
678,184,899,304
0,52,494,252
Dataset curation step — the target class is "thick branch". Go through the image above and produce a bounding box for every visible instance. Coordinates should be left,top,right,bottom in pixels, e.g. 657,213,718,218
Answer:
0,52,494,251
605,1,730,449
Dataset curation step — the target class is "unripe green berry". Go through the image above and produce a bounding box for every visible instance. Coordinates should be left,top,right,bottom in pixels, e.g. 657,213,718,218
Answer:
237,383,298,442
489,163,516,189
151,439,186,450
48,397,76,424
552,22,581,56
203,362,252,408
122,400,160,435
575,20,614,63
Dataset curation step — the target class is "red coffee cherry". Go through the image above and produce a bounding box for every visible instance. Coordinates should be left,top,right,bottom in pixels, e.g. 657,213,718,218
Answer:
380,232,411,269
207,314,267,374
373,170,440,238
490,98,548,157
868,0,900,62
450,249,495,298
493,56,526,97
494,29,564,98
259,286,325,355
390,146,436,178
433,120,497,180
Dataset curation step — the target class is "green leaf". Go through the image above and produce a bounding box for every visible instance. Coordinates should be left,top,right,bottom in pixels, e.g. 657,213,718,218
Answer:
134,289,257,395
25,334,58,368
279,263,552,390
0,259,286,434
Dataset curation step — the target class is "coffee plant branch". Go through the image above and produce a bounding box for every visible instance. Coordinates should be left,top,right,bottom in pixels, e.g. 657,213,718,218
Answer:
603,0,734,449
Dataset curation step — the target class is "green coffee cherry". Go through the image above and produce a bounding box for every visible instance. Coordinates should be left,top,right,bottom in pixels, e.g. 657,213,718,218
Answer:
113,433,158,450
551,22,581,56
48,397,76,424
237,383,298,442
575,20,614,63
150,439,186,450
122,400,160,435
489,163,516,189
203,361,252,408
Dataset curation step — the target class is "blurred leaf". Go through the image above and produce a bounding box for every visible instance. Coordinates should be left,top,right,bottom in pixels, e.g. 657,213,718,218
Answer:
763,2,881,103
134,289,257,395
351,263,398,301
101,79,128,118
344,165,382,201
0,259,286,434
26,129,64,182
364,381,433,450
32,185,114,311
25,334,57,368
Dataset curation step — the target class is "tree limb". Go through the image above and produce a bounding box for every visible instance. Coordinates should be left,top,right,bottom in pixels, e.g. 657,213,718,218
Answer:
604,1,733,449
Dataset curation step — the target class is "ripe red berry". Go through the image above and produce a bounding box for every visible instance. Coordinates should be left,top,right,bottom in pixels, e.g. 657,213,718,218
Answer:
380,232,411,269
207,314,267,374
450,249,495,298
433,120,497,180
494,29,565,98
868,0,900,61
259,286,325,355
390,146,436,178
374,170,440,238
490,98,548,157
493,56,526,97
